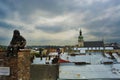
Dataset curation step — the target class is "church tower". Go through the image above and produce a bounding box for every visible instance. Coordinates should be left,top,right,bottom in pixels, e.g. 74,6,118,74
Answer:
78,29,84,47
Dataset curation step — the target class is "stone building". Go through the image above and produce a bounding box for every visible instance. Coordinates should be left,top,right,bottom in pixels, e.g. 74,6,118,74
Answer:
74,29,113,53
78,29,84,47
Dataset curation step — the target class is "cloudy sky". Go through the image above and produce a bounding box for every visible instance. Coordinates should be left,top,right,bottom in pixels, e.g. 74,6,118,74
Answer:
0,0,120,46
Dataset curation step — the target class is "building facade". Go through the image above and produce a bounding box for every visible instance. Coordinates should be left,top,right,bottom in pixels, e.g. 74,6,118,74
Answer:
78,29,84,47
74,30,113,53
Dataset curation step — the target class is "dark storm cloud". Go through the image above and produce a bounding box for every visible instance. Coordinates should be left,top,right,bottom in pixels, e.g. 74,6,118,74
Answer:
8,0,71,17
0,10,6,18
36,25,64,33
0,37,8,41
0,21,16,29
83,18,120,37
0,0,120,45
0,0,15,18
83,11,120,41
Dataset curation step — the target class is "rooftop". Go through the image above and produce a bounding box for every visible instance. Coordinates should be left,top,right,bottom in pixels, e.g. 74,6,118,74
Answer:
84,41,104,47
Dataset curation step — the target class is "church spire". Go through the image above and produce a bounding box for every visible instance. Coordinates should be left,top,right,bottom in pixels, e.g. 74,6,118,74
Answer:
80,29,82,36
78,29,84,47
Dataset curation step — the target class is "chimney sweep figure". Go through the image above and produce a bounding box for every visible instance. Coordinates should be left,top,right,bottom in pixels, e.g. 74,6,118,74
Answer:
6,30,26,57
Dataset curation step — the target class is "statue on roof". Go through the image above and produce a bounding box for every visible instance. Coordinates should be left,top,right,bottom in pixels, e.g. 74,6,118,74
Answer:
6,30,26,57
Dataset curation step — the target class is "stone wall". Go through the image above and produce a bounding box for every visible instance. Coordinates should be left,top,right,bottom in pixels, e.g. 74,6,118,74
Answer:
0,51,18,80
18,49,30,80
0,50,59,80
30,64,59,80
0,49,30,80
